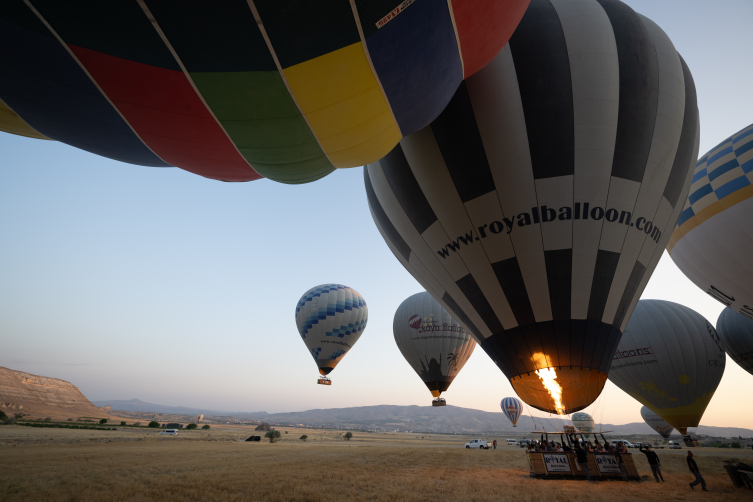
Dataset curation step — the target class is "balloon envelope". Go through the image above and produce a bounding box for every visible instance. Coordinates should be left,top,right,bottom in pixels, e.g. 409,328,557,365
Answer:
668,122,753,316
640,406,674,439
393,292,476,399
295,284,367,376
571,412,594,438
608,300,725,435
501,397,523,427
716,308,753,376
0,0,529,184
364,0,698,415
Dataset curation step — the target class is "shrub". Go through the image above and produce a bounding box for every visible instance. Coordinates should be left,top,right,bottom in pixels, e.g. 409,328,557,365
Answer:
300,435,308,442
134,422,142,427
100,419,108,424
44,417,52,422
120,421,127,426
202,425,210,430
0,411,7,421
344,432,353,441
148,421,160,428
265,430,282,443
67,418,73,422
285,431,288,434
732,442,741,449
186,423,198,430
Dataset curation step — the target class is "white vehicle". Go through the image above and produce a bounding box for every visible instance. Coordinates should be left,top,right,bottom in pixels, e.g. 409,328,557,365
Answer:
611,439,634,448
506,439,519,445
465,439,488,449
160,429,179,436
668,441,682,449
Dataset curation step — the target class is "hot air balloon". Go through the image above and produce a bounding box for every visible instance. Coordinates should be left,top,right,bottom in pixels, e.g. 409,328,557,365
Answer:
393,291,476,406
608,300,725,435
716,308,753,376
295,284,367,384
501,397,523,427
364,0,699,415
668,122,753,317
0,0,529,184
640,406,674,439
571,412,594,438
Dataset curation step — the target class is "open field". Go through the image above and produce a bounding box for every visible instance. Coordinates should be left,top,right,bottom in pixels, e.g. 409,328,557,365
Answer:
1,425,752,501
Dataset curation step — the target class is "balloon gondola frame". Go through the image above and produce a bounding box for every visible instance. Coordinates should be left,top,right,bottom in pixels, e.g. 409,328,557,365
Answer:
317,376,332,386
431,397,447,407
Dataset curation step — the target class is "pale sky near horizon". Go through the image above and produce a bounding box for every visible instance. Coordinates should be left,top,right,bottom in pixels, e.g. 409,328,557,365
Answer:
2,0,752,429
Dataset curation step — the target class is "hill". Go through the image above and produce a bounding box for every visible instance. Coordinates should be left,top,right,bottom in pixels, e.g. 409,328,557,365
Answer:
89,398,267,417
0,366,114,420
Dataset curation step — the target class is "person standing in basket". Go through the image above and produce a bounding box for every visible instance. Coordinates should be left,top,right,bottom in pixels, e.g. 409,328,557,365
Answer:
639,445,664,483
576,443,592,482
687,451,707,491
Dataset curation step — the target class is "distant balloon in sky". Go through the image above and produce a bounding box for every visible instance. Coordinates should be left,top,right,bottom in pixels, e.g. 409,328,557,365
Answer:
608,300,725,435
571,412,595,439
716,308,753,376
364,0,698,416
640,406,674,439
668,123,753,316
501,397,523,427
295,284,367,383
393,292,476,405
0,0,529,184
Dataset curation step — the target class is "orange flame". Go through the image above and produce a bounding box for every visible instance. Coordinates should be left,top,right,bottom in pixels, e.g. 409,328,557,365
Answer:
531,352,565,415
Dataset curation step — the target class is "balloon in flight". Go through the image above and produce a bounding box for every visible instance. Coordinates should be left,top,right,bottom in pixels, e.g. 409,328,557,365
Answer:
608,300,725,435
295,284,367,380
501,397,523,427
716,308,753,376
668,122,753,316
393,292,476,404
0,0,528,184
640,406,674,439
364,0,698,415
571,412,595,439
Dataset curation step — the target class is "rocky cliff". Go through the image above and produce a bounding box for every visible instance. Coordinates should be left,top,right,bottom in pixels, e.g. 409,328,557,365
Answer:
0,366,106,419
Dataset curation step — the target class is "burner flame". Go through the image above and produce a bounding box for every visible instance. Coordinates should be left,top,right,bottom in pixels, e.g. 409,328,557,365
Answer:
531,352,565,415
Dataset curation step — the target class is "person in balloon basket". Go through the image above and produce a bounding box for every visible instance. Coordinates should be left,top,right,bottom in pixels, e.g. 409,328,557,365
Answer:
639,444,664,483
575,443,592,482
687,451,707,491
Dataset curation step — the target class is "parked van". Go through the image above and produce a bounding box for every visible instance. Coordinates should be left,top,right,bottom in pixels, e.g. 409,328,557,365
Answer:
611,439,634,448
160,429,179,436
506,439,518,445
668,441,682,449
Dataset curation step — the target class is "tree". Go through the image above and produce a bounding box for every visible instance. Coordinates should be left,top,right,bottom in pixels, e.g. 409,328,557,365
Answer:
120,421,127,426
0,411,7,422
186,423,198,430
265,430,282,443
300,435,308,442
344,432,353,441
731,442,742,449
148,421,160,428
285,431,288,434
44,417,52,422
202,425,210,430
134,422,142,427
99,419,108,424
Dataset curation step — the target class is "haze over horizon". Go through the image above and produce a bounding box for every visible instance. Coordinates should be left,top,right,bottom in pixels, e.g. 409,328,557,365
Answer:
2,0,752,430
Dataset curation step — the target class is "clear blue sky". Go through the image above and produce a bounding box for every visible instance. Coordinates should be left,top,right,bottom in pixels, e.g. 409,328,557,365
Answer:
1,0,751,428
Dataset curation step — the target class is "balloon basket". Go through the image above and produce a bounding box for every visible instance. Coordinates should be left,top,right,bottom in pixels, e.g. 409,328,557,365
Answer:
317,377,332,386
431,398,446,407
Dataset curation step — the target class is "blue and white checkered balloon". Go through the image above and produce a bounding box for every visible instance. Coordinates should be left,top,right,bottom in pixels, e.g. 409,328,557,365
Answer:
295,284,368,376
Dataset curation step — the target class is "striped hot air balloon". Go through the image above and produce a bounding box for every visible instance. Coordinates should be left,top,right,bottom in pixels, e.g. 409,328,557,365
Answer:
0,0,529,184
364,0,699,415
295,284,368,382
668,123,753,317
501,397,522,427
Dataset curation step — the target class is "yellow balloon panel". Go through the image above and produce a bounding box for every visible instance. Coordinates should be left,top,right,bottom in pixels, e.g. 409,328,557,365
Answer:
0,100,49,140
283,42,401,168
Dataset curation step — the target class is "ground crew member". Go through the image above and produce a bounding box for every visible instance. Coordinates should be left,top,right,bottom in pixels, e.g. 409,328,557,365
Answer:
575,443,592,482
687,451,707,491
639,445,664,482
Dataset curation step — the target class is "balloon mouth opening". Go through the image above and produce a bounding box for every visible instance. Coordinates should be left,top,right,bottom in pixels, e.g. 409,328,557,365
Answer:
511,368,607,415
318,367,333,376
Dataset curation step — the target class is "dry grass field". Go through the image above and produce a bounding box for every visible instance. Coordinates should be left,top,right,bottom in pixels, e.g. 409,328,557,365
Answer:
1,425,752,501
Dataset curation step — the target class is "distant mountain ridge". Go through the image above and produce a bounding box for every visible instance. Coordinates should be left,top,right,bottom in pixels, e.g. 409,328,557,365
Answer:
95,400,753,438
90,398,267,417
